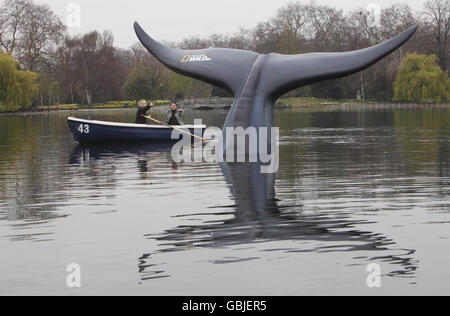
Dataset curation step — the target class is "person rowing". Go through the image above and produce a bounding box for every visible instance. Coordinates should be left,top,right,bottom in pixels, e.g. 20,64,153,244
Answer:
141,102,206,143
135,100,153,124
164,102,184,125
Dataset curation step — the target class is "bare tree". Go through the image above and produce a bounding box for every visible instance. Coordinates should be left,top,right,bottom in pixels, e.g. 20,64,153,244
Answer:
0,0,64,70
227,28,254,50
274,2,309,39
179,36,210,50
380,4,418,62
422,0,450,70
56,37,80,104
252,21,281,53
129,42,167,92
0,0,31,55
381,3,417,38
271,2,309,53
19,2,65,71
305,3,344,51
129,42,152,65
60,31,125,106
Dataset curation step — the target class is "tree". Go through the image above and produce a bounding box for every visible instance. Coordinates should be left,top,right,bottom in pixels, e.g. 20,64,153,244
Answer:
122,43,172,101
306,3,345,51
0,0,65,71
0,52,37,111
73,32,102,106
122,63,157,100
55,37,77,104
167,72,192,100
36,71,49,106
0,0,29,54
393,53,449,102
381,4,418,62
252,21,281,54
48,80,63,105
272,2,308,53
422,0,450,70
19,1,65,71
58,31,123,106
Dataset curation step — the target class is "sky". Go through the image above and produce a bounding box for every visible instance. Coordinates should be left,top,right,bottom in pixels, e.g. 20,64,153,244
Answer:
33,0,427,48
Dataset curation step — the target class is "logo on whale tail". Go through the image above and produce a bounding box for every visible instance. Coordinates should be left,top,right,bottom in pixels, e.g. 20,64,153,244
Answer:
181,54,212,63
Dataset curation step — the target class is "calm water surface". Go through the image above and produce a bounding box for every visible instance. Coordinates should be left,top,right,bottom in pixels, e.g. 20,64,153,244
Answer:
1,106,450,295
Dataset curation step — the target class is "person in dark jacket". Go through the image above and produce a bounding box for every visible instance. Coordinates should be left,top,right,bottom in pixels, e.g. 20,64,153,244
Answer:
135,100,153,124
164,102,184,125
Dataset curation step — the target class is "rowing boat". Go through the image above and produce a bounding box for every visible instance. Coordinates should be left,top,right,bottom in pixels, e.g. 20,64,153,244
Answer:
67,117,206,143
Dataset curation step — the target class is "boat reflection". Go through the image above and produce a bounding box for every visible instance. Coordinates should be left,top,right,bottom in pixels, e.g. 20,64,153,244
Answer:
70,142,174,164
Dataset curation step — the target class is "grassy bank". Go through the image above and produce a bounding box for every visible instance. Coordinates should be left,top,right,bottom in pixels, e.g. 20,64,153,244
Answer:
277,97,375,108
35,100,171,112
276,97,450,108
3,97,449,114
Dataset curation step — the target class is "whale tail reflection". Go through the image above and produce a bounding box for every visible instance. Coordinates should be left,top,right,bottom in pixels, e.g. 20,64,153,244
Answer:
139,161,418,281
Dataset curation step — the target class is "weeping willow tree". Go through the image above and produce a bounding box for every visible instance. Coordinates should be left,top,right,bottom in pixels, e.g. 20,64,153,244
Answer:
0,52,38,112
394,53,450,103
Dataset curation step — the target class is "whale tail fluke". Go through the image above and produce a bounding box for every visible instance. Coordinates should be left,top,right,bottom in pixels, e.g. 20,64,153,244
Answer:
135,22,417,102
134,22,259,96
261,25,418,100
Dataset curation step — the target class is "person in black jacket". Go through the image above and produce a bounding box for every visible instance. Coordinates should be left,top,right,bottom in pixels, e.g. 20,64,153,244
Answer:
135,100,153,124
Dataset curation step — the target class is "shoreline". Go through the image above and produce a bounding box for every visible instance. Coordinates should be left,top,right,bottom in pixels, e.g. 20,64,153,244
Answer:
2,102,450,116
0,105,170,116
284,102,450,110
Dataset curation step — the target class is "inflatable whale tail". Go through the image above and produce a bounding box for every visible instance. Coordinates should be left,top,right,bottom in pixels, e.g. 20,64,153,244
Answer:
135,22,416,100
134,21,417,148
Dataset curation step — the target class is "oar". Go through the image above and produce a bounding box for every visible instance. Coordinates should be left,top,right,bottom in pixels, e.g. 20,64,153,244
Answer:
142,114,206,142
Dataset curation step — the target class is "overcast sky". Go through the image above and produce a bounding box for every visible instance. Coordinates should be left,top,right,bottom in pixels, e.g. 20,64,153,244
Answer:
33,0,426,48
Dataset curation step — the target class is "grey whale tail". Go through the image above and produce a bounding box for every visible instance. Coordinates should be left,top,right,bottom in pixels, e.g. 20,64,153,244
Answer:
134,21,417,143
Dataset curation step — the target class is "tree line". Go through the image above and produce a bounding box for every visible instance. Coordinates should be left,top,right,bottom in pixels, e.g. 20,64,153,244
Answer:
0,0,449,111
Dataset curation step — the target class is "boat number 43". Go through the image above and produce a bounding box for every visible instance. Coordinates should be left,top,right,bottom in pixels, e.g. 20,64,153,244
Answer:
78,124,90,134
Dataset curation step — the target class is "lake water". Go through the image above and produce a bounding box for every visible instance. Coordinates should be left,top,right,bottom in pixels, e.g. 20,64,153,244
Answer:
1,105,450,295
